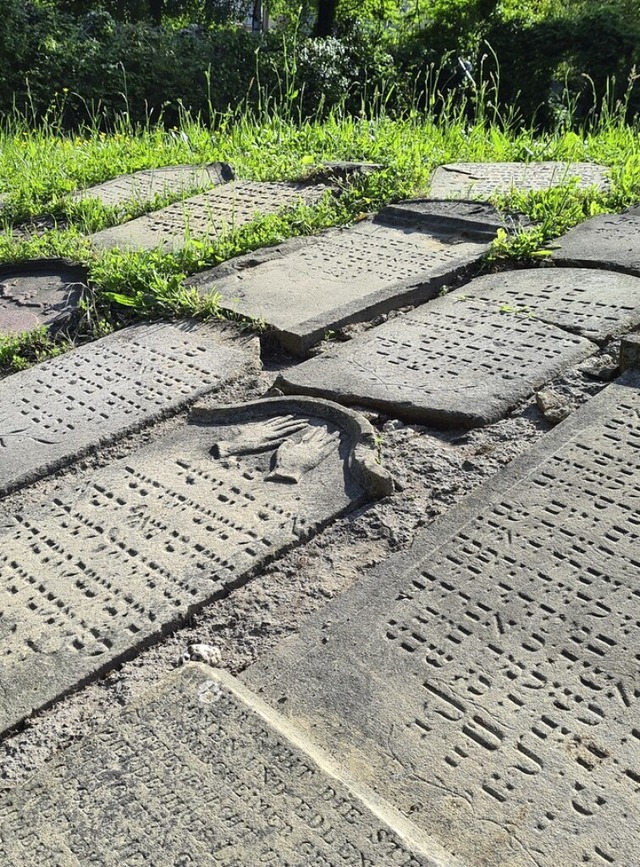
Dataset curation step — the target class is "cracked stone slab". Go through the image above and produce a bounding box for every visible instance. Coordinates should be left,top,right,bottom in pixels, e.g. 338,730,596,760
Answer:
0,396,390,734
551,212,640,275
245,370,640,867
0,259,88,335
452,266,640,343
0,321,254,495
187,208,491,355
0,665,451,867
277,294,597,426
89,181,330,252
429,161,610,199
71,162,234,207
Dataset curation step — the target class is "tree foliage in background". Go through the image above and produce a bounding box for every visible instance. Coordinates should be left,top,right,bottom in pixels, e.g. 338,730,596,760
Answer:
0,0,638,130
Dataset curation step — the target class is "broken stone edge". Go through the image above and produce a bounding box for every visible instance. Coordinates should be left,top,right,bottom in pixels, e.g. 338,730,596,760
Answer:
188,395,393,498
245,368,640,680
188,216,490,356
71,161,235,201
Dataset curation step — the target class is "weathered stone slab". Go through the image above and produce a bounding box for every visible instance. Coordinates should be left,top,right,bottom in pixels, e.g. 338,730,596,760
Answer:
0,396,390,733
187,209,491,355
90,181,330,251
71,162,233,207
245,370,640,867
0,665,450,867
620,332,640,371
0,259,87,334
551,212,640,275
455,266,640,343
379,199,517,239
277,295,597,425
0,322,253,495
429,161,609,199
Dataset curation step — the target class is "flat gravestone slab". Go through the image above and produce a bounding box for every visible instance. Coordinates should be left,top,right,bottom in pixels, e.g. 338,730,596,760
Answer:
71,161,233,207
429,161,609,199
0,259,87,335
245,371,640,867
187,210,491,355
0,397,390,733
0,322,253,495
551,212,640,275
90,181,330,252
277,295,597,426
379,199,517,239
454,266,640,343
0,665,449,867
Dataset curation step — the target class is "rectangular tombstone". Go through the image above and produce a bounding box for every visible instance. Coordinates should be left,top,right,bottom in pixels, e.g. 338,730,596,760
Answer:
188,211,491,355
0,397,390,734
448,266,640,343
244,371,640,867
551,212,640,276
429,161,610,199
277,294,597,425
0,322,254,495
0,665,450,867
89,181,329,251
71,162,233,207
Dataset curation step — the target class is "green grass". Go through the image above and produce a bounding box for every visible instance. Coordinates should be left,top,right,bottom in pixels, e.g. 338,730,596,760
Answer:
0,97,639,375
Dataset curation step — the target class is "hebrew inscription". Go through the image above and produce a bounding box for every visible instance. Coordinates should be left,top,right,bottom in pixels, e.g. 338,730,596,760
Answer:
0,260,87,334
278,296,597,425
0,397,389,733
429,161,609,199
0,666,440,867
455,266,640,342
0,322,251,494
71,162,233,207
245,372,640,867
189,215,489,354
90,181,329,251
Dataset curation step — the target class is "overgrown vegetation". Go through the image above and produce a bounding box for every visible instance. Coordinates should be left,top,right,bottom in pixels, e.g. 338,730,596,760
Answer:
0,0,639,375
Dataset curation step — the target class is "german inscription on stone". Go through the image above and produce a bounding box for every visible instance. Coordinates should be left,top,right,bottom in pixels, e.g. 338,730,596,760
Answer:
0,322,252,494
429,161,610,199
90,181,330,251
0,260,87,335
0,397,390,733
245,371,640,867
455,266,640,343
277,295,597,425
71,162,233,207
551,212,640,276
188,212,490,355
0,665,443,866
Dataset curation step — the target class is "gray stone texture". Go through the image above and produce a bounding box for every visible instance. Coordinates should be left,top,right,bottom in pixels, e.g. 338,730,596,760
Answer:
0,396,390,733
0,259,87,335
379,198,519,239
245,370,640,867
0,665,449,866
429,161,610,199
187,207,492,355
89,181,330,251
277,293,597,426
0,322,253,495
71,162,234,207
620,332,640,371
451,266,640,343
551,212,640,275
